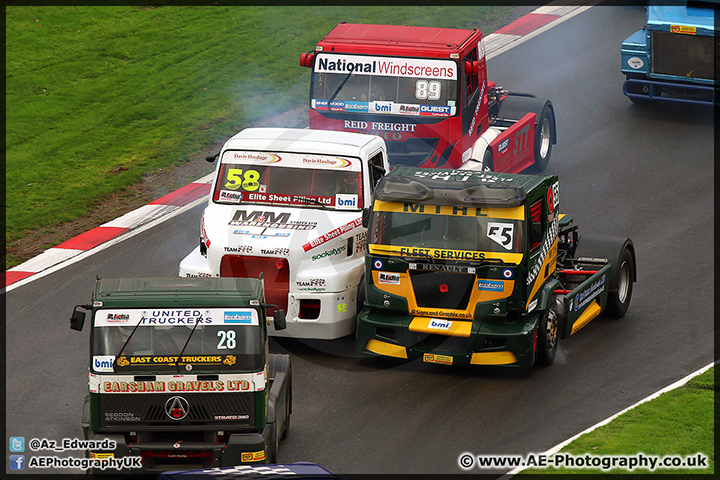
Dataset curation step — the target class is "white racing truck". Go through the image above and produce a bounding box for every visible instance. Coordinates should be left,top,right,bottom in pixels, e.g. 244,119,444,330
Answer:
180,128,389,339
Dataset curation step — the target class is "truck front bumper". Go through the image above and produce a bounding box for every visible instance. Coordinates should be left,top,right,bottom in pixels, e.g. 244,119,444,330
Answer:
356,309,540,368
268,287,359,340
87,426,272,473
623,78,717,106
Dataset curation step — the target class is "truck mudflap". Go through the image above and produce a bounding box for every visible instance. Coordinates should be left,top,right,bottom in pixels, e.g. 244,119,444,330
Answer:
86,428,273,473
557,263,611,338
355,309,540,368
623,78,718,106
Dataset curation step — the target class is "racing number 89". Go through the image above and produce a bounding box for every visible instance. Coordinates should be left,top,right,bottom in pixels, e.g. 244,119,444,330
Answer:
415,80,442,101
225,168,260,191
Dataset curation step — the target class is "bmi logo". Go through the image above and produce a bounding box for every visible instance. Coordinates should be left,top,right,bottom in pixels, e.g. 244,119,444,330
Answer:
428,319,452,330
336,194,358,210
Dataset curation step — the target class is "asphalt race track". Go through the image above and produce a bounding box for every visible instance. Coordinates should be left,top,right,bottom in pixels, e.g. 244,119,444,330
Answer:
5,5,714,476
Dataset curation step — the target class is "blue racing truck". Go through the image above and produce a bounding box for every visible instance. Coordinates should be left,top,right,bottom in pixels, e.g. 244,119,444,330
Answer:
621,1,718,105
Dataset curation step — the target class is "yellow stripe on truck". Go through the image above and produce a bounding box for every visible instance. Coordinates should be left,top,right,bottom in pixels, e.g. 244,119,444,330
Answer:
470,351,518,365
368,244,523,264
408,317,472,337
365,339,408,359
570,298,602,335
373,200,525,220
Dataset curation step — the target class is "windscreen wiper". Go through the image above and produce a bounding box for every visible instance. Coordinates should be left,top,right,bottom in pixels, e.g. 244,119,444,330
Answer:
175,312,205,372
296,196,330,210
327,70,354,105
115,315,146,362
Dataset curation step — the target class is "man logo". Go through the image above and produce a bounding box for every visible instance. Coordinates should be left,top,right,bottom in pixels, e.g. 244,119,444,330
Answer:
165,396,189,420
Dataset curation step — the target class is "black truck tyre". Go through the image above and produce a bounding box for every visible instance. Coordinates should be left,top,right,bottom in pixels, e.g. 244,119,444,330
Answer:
574,233,636,319
282,363,292,439
357,276,366,313
532,103,555,172
496,95,556,172
267,422,280,463
605,246,634,318
537,307,559,365
482,150,494,172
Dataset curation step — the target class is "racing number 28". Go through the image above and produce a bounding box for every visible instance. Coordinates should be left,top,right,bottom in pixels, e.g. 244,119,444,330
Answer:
217,330,236,349
225,168,260,191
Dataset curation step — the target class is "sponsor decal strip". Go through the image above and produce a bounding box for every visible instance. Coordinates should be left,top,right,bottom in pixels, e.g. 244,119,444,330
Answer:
89,372,265,394
302,217,362,251
93,308,259,327
368,244,522,264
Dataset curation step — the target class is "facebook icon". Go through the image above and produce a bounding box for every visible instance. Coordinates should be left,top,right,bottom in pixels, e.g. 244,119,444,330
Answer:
10,454,25,470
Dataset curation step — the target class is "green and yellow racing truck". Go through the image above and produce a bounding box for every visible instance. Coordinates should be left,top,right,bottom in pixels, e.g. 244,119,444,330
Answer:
356,167,636,367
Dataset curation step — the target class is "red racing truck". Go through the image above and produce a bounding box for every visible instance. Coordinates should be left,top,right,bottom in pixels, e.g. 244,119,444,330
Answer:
300,23,557,173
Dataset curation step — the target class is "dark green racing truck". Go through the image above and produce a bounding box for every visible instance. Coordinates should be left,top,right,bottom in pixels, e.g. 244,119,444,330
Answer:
356,167,636,367
70,276,291,473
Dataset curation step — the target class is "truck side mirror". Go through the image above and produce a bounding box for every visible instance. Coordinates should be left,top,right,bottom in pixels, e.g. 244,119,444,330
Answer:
206,152,219,163
464,60,480,76
273,310,287,331
70,306,88,331
530,221,543,245
362,207,371,228
262,303,287,331
300,52,315,68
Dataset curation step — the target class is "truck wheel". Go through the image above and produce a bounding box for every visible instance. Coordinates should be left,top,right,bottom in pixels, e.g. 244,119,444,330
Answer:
267,422,279,463
357,276,366,312
605,246,634,318
532,104,554,171
282,364,291,439
482,150,493,172
537,308,558,365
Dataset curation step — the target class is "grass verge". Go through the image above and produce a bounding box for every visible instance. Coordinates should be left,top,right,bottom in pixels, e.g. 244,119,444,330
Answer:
520,366,715,475
5,5,534,268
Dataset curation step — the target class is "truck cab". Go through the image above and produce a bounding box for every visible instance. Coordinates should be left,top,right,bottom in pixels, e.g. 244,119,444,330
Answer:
300,23,556,173
70,277,291,472
621,1,718,105
179,128,389,339
356,167,636,368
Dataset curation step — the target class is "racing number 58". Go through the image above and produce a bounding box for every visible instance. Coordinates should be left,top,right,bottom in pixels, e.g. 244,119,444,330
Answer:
225,168,260,191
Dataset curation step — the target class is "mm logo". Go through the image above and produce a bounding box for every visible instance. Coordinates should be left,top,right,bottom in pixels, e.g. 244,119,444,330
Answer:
230,210,290,225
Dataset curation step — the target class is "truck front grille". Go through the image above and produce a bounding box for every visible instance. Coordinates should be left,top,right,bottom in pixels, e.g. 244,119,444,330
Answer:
651,30,718,81
409,270,475,310
386,138,439,167
220,255,289,311
100,392,254,428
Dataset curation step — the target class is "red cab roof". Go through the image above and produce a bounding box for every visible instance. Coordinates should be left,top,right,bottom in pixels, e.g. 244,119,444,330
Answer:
317,23,480,57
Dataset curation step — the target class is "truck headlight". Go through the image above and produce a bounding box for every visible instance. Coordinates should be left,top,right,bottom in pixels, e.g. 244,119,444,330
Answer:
527,299,538,313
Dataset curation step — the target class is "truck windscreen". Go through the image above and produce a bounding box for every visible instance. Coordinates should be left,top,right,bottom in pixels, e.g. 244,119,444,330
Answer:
91,308,263,373
369,210,524,254
214,150,363,210
311,53,458,117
